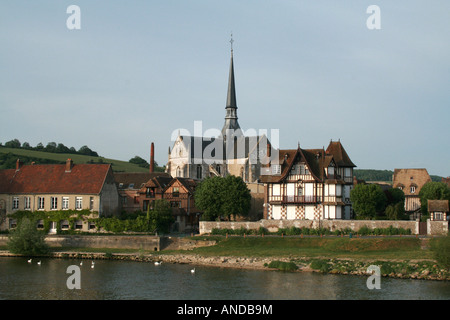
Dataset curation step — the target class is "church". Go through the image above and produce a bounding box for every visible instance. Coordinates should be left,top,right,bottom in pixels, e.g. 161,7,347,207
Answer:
165,42,273,183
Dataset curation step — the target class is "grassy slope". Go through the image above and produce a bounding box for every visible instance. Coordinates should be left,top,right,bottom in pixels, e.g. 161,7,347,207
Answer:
185,237,434,260
0,147,149,173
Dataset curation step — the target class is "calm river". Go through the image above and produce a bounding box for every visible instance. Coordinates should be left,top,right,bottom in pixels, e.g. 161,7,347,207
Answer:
0,257,449,300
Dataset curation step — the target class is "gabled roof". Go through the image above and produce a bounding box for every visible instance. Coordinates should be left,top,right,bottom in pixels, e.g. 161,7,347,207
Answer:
326,140,356,167
114,172,171,190
393,168,431,196
428,199,449,212
260,140,355,184
0,162,112,195
163,177,199,194
140,175,173,192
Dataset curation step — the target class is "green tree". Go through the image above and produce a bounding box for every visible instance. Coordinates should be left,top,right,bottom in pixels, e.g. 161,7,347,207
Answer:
385,202,406,220
419,182,450,214
194,176,225,221
222,175,251,220
7,218,49,255
129,156,150,168
147,199,174,234
195,175,251,221
4,139,21,148
384,188,406,220
350,184,387,219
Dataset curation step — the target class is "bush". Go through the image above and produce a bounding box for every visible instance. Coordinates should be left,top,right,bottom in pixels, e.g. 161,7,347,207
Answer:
310,259,331,273
7,218,49,255
268,260,298,272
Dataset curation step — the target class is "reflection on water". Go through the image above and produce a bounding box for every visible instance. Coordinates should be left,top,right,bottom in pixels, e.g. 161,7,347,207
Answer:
1,257,449,300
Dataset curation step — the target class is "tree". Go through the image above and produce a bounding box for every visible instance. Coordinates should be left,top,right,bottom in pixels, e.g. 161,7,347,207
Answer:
78,145,99,157
129,156,149,168
385,202,406,220
384,188,406,220
419,182,450,215
147,199,174,233
222,175,251,220
7,218,49,255
195,175,251,221
45,142,57,153
194,176,225,221
4,139,21,148
350,184,387,219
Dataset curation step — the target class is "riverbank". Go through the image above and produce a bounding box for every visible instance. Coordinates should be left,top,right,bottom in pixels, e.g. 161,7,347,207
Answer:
1,235,448,281
1,249,448,281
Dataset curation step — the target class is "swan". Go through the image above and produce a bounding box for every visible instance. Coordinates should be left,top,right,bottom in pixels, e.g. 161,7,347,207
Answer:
37,261,41,265
91,264,95,269
80,261,83,266
154,261,162,266
27,259,32,263
191,268,195,274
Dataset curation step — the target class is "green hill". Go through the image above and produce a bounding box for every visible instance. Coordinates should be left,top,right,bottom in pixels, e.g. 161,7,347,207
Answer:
354,169,443,183
0,147,151,173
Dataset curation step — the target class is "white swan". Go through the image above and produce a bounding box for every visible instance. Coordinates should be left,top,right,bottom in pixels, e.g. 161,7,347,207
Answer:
27,259,32,263
191,268,195,274
91,264,95,269
80,261,83,266
154,261,161,266
37,261,41,265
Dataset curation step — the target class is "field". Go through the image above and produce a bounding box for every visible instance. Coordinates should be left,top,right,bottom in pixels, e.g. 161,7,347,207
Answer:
0,147,149,173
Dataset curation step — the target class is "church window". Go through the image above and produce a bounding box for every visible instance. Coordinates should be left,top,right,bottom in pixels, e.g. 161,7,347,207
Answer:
196,165,202,179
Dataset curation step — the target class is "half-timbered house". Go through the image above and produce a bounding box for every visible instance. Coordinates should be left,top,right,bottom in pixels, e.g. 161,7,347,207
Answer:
261,140,356,220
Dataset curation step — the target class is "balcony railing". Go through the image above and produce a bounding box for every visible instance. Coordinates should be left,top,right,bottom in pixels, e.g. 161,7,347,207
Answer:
269,195,319,204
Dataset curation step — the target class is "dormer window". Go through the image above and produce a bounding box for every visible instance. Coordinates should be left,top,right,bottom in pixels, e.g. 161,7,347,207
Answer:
410,186,416,194
272,164,281,175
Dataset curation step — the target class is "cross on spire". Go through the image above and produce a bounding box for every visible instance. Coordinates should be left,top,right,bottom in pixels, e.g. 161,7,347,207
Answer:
230,33,234,53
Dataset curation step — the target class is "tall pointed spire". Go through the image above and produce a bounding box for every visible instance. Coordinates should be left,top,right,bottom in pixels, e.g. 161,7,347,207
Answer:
222,33,242,137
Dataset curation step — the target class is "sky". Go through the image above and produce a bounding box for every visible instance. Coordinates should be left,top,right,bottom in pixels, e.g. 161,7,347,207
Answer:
1,1,449,177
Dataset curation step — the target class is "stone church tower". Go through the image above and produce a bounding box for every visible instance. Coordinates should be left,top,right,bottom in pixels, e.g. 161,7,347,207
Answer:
166,41,271,182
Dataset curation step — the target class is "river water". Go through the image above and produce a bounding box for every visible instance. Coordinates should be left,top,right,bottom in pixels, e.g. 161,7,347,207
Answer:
0,257,449,300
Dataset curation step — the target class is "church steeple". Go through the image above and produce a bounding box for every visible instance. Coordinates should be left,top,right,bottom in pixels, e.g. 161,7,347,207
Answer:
221,34,242,137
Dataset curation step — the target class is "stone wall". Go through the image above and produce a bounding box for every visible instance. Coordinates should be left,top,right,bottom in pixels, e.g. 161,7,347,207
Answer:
200,219,449,236
0,234,161,251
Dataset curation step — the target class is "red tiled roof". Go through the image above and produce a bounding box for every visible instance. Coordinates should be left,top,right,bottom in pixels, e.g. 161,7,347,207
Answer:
0,163,112,195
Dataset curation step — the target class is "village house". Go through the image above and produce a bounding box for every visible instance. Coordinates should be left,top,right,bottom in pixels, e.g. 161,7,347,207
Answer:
114,172,171,214
138,175,200,232
260,140,356,220
0,159,119,232
392,168,432,219
428,199,449,221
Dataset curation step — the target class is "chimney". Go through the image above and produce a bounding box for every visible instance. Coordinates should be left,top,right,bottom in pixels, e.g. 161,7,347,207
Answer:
16,159,23,171
150,142,155,173
65,158,73,172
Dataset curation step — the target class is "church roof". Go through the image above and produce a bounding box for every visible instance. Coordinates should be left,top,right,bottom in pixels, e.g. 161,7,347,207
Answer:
178,134,271,162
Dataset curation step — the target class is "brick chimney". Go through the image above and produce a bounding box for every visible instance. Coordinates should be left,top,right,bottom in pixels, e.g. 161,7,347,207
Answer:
15,159,23,171
65,158,73,172
150,142,155,173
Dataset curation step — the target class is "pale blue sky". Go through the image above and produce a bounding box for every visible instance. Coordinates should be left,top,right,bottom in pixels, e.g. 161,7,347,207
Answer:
1,1,449,177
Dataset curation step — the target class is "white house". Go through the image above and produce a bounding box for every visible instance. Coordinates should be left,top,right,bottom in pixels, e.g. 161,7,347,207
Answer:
261,140,356,220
